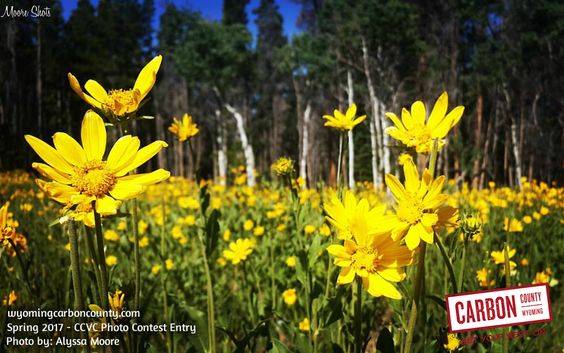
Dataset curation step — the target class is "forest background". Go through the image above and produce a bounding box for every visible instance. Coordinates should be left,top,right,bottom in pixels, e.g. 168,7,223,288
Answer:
1,0,562,188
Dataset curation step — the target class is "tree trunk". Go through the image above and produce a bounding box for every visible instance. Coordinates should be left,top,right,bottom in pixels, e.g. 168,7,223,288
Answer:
216,109,227,186
361,37,381,187
379,101,391,175
300,102,311,186
510,121,522,188
225,103,256,186
346,69,355,189
472,94,483,188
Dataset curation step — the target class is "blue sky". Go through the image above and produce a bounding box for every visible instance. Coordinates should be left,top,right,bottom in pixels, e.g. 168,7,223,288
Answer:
61,0,301,40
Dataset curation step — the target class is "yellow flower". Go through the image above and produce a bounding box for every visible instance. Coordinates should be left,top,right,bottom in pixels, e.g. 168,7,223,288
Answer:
271,157,295,176
253,226,265,236
503,217,523,232
165,259,174,270
2,290,17,306
108,290,125,313
319,223,331,237
521,258,529,266
104,230,119,242
151,264,161,275
444,333,460,352
276,223,286,232
398,153,413,166
168,114,199,142
0,202,28,257
476,268,494,288
540,206,549,215
323,104,366,131
533,271,549,284
282,288,297,306
286,256,297,267
138,220,148,234
490,246,516,269
68,55,162,118
172,225,183,239
384,159,449,250
223,229,232,241
385,92,464,153
117,220,127,230
25,111,169,216
178,196,199,209
223,238,255,265
522,215,532,224
304,224,316,235
106,255,118,266
533,212,541,220
325,192,413,299
243,219,254,231
298,318,310,332
139,236,149,248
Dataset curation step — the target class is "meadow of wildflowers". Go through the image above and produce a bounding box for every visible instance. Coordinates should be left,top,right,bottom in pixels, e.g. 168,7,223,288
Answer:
0,57,562,353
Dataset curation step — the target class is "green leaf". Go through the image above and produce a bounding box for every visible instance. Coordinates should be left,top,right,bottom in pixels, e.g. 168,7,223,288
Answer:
206,209,221,256
376,327,395,353
199,185,210,214
270,338,292,353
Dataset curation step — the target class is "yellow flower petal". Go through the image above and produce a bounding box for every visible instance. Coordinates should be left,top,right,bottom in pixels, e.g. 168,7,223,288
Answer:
385,174,407,201
119,169,170,186
109,181,146,200
95,196,120,215
385,112,405,131
405,225,421,250
67,73,102,108
81,111,107,161
105,136,140,171
427,92,448,129
327,244,350,259
84,80,108,102
432,106,464,138
25,135,74,174
401,108,414,129
337,267,356,284
377,268,405,282
133,55,162,100
366,274,402,299
53,132,87,167
115,140,168,176
346,103,357,120
410,100,426,126
403,159,420,193
32,162,71,184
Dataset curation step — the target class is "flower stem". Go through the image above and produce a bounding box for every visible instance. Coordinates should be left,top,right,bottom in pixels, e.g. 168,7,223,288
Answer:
354,278,363,353
131,199,141,312
67,221,91,352
502,243,511,353
84,226,104,304
434,233,457,293
198,234,216,353
93,206,109,310
403,243,426,353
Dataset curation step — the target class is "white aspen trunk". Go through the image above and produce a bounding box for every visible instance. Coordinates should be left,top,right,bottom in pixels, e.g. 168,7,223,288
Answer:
299,102,311,185
346,70,355,189
379,101,391,175
215,109,227,186
225,103,256,187
510,122,522,188
361,38,381,187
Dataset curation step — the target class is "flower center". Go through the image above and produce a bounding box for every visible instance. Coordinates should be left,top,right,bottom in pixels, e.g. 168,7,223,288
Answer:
406,123,431,146
104,89,140,115
397,197,423,225
72,161,116,197
351,247,380,273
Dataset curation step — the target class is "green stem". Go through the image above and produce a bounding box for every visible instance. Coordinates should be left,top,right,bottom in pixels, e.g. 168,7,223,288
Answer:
354,279,363,353
160,198,172,353
7,238,33,298
84,226,104,304
434,233,457,293
131,199,141,312
93,205,109,310
403,243,426,353
457,240,467,293
198,234,216,353
67,221,91,352
502,242,511,353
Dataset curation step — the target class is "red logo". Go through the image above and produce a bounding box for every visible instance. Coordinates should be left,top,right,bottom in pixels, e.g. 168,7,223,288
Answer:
445,284,552,332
